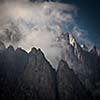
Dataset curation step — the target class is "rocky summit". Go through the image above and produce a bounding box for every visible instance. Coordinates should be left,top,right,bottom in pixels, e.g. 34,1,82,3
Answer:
0,33,100,100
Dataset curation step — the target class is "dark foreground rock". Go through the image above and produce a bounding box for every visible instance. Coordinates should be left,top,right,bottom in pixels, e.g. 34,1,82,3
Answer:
0,45,99,100
57,60,92,100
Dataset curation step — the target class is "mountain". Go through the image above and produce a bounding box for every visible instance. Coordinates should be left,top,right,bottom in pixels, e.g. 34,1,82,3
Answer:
0,32,100,100
61,32,100,91
0,46,57,100
57,32,100,99
57,60,91,100
23,48,56,100
90,46,98,56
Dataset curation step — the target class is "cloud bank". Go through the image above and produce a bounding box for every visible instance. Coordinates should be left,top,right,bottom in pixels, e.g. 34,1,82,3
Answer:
0,0,94,68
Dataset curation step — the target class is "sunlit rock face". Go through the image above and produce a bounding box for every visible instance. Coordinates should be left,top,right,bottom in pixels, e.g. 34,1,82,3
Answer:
56,32,100,94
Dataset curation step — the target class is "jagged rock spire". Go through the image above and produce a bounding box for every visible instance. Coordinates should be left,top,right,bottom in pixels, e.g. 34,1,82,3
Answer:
0,45,98,100
90,45,98,56
23,47,56,100
57,60,91,100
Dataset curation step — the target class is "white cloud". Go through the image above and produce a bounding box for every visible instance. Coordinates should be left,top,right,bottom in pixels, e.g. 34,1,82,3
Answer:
0,1,93,68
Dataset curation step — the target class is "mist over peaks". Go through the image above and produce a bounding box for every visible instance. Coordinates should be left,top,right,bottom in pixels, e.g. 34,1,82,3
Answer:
0,0,96,68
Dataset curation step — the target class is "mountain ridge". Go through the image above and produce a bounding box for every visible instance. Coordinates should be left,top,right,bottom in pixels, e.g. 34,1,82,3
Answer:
0,32,100,100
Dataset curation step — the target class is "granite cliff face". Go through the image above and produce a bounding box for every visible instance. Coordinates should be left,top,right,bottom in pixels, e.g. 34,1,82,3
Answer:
0,45,57,100
0,32,100,100
57,60,91,100
23,48,56,100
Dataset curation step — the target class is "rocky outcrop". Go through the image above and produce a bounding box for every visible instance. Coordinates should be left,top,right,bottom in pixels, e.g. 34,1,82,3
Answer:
0,46,30,99
0,46,57,100
57,60,91,100
62,32,100,93
90,46,98,57
0,44,99,100
23,48,57,100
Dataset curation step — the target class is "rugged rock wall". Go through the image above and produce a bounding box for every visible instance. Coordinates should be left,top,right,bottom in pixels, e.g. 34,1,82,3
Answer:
0,33,100,100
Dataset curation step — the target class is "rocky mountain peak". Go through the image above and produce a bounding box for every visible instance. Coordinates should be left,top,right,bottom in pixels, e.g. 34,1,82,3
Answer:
57,60,91,100
0,44,99,100
23,48,56,100
29,47,45,60
16,47,27,54
57,60,70,72
7,45,15,51
37,48,45,58
65,32,82,52
90,45,98,56
65,32,83,62
29,47,37,55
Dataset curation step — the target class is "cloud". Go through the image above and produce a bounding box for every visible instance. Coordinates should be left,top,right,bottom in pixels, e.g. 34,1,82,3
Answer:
72,26,93,48
0,0,94,68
